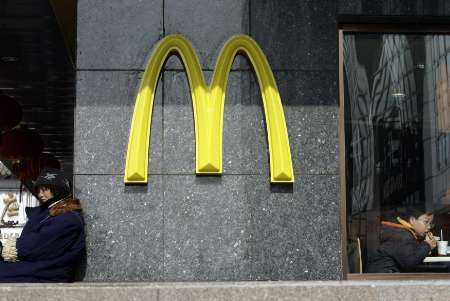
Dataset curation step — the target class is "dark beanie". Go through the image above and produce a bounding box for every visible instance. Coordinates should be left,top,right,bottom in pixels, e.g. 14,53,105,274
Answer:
33,168,71,200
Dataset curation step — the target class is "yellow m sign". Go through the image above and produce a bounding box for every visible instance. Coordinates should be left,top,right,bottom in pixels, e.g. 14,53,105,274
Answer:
124,34,294,184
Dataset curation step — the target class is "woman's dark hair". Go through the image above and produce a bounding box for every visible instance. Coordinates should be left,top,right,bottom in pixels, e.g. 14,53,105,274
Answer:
33,168,71,200
382,207,432,222
36,184,55,195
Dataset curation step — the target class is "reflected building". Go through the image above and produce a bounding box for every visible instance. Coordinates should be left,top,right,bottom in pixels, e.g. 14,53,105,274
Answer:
423,36,450,212
344,33,450,271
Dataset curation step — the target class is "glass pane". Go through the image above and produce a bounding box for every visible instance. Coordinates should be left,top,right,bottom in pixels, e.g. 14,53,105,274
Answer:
344,33,450,274
0,0,75,249
0,161,40,240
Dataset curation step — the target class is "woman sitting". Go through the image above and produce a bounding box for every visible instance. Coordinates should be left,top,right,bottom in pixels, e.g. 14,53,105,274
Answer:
0,168,85,282
367,207,437,273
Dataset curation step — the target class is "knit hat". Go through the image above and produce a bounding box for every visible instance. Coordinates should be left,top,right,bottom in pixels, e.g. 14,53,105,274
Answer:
33,168,71,200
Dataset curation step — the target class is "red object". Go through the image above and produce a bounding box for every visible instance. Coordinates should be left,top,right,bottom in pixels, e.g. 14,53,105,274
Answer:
0,128,43,159
0,94,22,131
12,154,60,181
12,159,37,181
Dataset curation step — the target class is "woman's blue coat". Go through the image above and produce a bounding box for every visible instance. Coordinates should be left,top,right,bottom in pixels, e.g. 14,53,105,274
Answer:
0,199,85,282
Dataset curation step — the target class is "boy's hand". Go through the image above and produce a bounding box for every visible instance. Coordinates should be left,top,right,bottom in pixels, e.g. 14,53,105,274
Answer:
425,234,437,249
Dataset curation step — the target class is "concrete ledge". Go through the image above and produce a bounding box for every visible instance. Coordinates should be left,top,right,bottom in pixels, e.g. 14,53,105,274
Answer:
0,281,449,300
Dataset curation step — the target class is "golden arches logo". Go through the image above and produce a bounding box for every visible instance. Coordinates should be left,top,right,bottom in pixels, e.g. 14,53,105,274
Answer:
124,34,294,184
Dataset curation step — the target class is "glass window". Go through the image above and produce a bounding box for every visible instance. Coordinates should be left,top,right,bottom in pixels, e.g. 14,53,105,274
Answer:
343,31,450,274
0,0,75,241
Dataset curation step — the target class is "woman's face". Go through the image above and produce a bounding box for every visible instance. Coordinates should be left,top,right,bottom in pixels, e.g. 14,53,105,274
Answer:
410,214,433,237
38,186,54,203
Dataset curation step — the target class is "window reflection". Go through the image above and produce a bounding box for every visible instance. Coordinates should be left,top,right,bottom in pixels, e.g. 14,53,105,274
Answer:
0,160,39,240
344,33,450,273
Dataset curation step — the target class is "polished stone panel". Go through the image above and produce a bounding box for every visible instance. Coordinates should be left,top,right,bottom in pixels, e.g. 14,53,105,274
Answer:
359,0,385,14
164,0,249,70
74,173,340,281
338,0,385,14
337,0,363,14
161,174,341,281
74,175,164,281
251,71,339,176
251,0,336,70
162,71,196,174
388,0,422,14
274,71,338,106
163,175,252,280
77,0,163,69
285,104,339,175
244,175,341,280
75,71,163,175
237,87,270,176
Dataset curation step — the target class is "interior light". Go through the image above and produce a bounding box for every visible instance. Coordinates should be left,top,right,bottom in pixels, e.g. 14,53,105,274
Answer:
1,56,19,62
416,64,425,69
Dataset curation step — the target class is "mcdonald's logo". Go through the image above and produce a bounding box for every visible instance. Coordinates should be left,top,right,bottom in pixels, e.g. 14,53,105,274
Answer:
124,34,294,184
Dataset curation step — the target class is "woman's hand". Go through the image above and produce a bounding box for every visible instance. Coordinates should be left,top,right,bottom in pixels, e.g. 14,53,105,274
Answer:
425,233,437,249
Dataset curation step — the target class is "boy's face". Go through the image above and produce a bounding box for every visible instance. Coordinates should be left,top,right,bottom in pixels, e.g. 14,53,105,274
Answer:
38,186,54,203
410,214,433,237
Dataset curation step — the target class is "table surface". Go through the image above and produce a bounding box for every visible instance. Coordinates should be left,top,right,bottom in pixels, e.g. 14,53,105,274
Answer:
424,256,450,262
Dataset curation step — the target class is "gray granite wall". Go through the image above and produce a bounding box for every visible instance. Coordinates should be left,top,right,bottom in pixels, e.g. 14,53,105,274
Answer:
75,0,447,281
